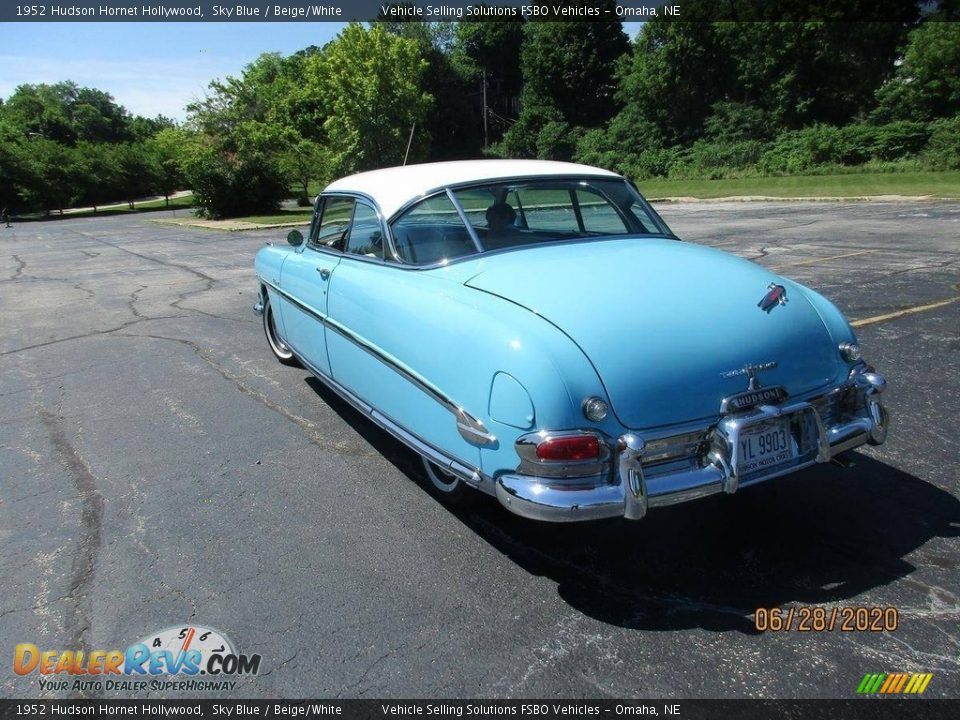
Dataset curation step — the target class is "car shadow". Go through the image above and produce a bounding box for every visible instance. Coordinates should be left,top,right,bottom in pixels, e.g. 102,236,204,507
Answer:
304,376,960,633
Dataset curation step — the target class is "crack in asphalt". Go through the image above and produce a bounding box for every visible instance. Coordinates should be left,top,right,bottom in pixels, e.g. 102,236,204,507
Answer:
884,257,960,279
64,227,221,318
10,254,26,281
0,316,186,358
336,651,392,698
65,229,216,284
127,285,148,319
738,241,784,264
37,408,104,699
114,331,377,459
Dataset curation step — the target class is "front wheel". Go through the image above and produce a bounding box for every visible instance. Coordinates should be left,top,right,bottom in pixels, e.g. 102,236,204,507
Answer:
421,457,476,508
262,296,300,367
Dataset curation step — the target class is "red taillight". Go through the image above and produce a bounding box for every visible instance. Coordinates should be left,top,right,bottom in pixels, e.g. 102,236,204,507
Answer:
535,435,601,462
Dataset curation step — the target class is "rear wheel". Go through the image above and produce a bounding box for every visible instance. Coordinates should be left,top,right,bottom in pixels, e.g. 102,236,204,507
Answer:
421,456,476,508
262,296,300,366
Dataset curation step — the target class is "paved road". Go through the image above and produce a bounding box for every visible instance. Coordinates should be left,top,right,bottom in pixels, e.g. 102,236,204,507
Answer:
1,202,958,699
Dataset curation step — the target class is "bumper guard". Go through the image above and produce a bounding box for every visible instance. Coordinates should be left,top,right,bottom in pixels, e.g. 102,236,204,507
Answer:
495,370,888,522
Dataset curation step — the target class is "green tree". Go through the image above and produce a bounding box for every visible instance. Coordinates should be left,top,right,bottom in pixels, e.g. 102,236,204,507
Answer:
873,21,960,122
384,19,482,160
19,137,83,215
279,139,332,203
112,142,161,209
0,119,27,211
183,143,288,219
714,20,912,130
186,53,305,218
614,20,728,147
146,127,196,206
452,17,525,147
500,6,630,159
1,81,133,144
75,141,121,211
187,52,304,154
308,23,432,173
128,114,177,142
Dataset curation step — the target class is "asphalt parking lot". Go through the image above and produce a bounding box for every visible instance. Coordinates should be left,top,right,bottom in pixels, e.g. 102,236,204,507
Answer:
1,200,958,699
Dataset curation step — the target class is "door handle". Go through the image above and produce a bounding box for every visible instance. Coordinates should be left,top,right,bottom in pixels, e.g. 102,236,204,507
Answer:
317,268,331,280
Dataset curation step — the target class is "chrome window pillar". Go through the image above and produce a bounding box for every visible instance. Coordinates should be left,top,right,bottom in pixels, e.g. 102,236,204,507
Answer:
446,188,485,254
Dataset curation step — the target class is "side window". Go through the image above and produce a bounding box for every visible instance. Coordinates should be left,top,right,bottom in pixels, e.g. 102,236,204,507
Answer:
311,197,354,251
576,189,631,234
453,188,497,230
344,201,383,258
514,187,580,234
390,194,477,265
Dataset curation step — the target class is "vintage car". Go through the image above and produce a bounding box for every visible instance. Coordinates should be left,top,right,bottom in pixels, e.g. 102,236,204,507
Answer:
253,160,888,521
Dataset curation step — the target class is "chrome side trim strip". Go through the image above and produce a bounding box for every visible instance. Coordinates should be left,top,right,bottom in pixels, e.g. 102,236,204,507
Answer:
259,278,496,448
284,338,488,492
261,278,325,324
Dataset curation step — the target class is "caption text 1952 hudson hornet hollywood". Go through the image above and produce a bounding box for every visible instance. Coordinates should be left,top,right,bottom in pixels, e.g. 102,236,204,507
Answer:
253,160,889,522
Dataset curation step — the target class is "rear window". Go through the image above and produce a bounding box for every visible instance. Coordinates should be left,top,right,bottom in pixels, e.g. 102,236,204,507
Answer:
450,178,663,252
387,178,668,264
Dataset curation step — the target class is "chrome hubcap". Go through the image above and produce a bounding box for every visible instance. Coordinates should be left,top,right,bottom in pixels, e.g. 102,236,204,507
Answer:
266,305,292,357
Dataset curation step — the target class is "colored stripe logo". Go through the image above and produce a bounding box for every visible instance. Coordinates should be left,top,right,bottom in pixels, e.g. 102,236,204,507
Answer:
857,672,933,694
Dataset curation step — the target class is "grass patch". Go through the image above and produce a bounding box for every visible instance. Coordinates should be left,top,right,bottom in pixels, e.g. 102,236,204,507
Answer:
290,182,324,200
14,194,195,221
637,171,960,199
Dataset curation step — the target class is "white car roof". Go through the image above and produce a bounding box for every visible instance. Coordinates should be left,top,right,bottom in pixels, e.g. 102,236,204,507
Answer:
322,159,622,219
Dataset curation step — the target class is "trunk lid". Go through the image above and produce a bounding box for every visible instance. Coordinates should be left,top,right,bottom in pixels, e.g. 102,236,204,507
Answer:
463,238,843,429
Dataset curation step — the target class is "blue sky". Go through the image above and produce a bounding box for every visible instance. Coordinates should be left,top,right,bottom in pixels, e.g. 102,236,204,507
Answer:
0,22,643,121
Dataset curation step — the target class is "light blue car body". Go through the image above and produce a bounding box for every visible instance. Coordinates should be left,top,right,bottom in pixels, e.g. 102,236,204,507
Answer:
253,160,888,522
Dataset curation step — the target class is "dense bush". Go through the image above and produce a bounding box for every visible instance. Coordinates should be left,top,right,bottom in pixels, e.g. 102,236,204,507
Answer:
618,148,683,180
535,121,582,162
756,122,933,175
922,116,960,170
185,147,288,219
668,140,765,179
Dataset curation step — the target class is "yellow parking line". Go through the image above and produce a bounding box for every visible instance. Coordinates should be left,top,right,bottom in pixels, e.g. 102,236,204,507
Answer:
771,249,877,271
852,296,960,328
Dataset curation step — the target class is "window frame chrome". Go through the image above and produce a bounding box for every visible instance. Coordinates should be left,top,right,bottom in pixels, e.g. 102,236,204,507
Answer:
306,191,402,264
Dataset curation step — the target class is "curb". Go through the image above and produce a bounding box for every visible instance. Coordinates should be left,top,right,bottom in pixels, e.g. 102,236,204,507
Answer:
148,219,308,232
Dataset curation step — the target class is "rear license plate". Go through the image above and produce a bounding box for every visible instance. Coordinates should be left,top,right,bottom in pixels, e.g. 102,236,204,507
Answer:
737,420,797,475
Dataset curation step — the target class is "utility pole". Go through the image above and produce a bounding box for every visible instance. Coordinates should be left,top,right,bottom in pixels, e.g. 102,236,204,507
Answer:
482,67,489,150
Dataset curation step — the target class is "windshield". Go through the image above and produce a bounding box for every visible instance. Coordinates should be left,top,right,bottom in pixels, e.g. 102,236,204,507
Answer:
389,178,670,265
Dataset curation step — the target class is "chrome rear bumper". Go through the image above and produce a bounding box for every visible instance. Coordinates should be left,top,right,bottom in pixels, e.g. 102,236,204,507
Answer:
494,370,888,523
